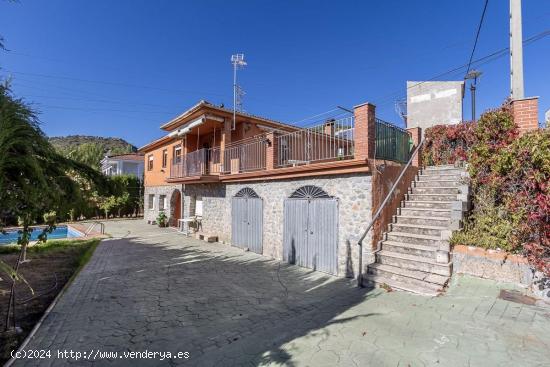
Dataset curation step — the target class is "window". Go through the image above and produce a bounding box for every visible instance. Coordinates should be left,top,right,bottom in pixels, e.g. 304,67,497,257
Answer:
148,155,154,171
195,196,203,217
174,145,182,164
148,194,155,210
162,149,168,168
159,195,166,211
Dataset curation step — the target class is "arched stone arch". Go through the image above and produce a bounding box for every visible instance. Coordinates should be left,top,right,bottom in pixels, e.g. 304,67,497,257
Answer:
235,187,260,198
289,185,331,199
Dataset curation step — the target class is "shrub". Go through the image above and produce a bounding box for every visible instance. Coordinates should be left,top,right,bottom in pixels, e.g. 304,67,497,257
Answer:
429,105,549,277
157,211,167,227
422,122,476,166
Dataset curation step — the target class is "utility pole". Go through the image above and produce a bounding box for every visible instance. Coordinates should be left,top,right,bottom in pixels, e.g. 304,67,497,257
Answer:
510,0,524,99
231,54,247,130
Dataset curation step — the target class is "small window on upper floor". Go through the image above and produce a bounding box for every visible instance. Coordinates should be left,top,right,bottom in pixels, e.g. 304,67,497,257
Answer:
148,155,154,171
162,149,168,168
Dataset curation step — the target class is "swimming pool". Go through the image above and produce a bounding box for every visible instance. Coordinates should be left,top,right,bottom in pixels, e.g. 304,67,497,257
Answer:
0,225,84,245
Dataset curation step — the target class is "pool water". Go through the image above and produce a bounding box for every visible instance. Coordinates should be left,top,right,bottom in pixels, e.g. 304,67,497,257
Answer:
0,225,84,245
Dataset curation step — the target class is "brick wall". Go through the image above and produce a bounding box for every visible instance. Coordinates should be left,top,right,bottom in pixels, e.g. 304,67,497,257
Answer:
353,102,376,161
406,127,422,168
371,160,419,248
511,97,539,135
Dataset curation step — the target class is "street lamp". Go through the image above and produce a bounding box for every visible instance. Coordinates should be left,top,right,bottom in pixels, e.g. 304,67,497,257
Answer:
465,70,482,121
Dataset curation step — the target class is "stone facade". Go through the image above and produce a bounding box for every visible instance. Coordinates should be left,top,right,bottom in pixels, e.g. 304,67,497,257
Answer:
143,184,182,224
174,173,373,278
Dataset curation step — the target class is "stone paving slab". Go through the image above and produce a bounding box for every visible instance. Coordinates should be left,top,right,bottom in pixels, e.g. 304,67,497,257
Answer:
11,220,550,367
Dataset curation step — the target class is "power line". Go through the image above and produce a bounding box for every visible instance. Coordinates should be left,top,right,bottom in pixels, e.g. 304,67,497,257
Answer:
466,0,490,76
374,29,549,108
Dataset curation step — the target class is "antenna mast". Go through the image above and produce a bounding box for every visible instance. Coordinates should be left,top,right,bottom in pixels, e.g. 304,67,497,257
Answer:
231,53,247,130
394,98,407,125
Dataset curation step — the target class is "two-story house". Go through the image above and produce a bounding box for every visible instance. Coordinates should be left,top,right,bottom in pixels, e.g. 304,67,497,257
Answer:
139,99,417,278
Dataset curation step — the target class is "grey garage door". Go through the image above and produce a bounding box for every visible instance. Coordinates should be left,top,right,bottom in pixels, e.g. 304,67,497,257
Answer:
283,186,338,275
231,187,263,254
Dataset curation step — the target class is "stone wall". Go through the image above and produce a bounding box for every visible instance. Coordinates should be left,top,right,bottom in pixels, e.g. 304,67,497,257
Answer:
452,245,550,301
143,184,182,224
184,173,373,278
452,245,532,285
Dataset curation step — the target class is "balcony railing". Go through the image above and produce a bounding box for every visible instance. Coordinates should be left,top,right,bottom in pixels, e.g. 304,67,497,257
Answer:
375,118,412,163
169,138,268,179
170,148,223,178
167,115,411,180
220,135,267,174
276,116,355,167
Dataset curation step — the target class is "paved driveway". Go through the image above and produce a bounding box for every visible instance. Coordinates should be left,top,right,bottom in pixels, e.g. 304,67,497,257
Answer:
13,220,550,367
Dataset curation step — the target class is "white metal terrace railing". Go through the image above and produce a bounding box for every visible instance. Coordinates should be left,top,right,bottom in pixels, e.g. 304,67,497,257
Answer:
170,148,222,178
276,116,355,167
221,135,267,174
169,138,268,178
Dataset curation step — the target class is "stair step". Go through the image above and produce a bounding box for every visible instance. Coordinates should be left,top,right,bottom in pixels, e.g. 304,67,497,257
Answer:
386,231,443,246
381,240,437,258
401,201,453,210
407,193,457,201
364,274,440,296
393,215,452,227
421,168,463,175
414,180,462,187
418,174,462,181
412,187,459,195
390,223,446,236
399,207,452,217
424,164,458,170
369,263,449,286
376,250,452,276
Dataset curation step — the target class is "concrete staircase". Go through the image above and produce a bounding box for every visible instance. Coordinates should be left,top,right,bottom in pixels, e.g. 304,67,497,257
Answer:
365,164,469,296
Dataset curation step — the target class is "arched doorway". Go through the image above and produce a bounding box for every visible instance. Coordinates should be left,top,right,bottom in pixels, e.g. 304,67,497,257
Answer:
232,187,263,254
170,190,182,227
283,185,338,275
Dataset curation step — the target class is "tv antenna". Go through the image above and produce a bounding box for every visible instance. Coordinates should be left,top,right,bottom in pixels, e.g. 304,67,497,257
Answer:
231,53,247,130
394,98,407,124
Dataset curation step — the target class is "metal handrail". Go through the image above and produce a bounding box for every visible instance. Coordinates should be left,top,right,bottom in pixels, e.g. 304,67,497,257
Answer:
85,221,105,235
356,138,425,287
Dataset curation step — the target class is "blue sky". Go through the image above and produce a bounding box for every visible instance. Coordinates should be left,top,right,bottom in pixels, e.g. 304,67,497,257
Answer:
1,0,548,147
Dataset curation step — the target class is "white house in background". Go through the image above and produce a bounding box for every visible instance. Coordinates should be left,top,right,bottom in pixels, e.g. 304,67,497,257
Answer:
100,153,145,179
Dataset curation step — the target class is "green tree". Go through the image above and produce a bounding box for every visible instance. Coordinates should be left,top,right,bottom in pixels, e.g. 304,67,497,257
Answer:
0,83,108,263
66,142,105,170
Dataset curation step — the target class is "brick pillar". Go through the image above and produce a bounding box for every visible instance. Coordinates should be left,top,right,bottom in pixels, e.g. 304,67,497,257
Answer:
511,97,539,135
406,127,422,167
265,132,278,170
220,118,232,172
353,102,376,161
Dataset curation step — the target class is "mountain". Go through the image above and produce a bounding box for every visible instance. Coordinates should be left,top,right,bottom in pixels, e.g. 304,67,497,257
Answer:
49,135,138,170
49,135,137,153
